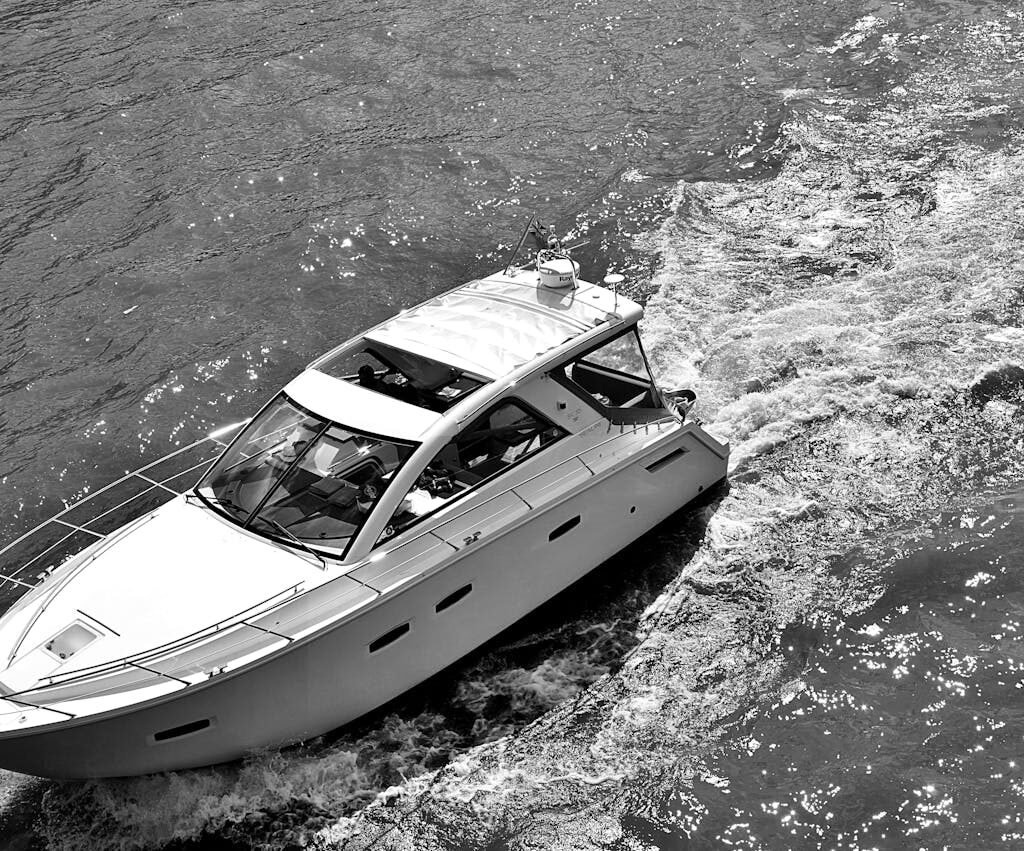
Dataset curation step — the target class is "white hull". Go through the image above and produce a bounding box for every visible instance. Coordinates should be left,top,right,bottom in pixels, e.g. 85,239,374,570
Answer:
0,425,726,778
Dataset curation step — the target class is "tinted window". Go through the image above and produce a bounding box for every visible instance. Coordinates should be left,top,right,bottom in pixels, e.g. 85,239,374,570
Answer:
197,396,415,556
315,341,488,411
378,400,565,542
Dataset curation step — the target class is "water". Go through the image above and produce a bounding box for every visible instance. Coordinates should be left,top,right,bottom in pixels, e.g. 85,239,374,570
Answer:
1,0,1023,847
692,493,1024,849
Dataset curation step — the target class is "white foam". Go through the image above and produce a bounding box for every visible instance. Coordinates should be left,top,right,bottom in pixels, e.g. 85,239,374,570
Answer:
820,14,887,54
986,327,1024,345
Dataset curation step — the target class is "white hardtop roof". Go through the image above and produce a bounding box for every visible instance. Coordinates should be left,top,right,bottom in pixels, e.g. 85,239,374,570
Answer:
363,270,643,380
284,369,440,442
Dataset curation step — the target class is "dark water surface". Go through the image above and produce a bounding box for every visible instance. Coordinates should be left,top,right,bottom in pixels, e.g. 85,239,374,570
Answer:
670,492,1024,848
1,0,1023,847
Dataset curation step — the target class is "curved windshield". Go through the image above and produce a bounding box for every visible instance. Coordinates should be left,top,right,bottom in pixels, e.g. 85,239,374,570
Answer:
196,395,415,555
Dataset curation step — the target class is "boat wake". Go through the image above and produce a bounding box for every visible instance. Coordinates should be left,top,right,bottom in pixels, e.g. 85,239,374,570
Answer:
32,10,1024,851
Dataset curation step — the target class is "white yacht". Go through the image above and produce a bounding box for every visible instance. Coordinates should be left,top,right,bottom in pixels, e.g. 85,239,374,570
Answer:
0,223,728,778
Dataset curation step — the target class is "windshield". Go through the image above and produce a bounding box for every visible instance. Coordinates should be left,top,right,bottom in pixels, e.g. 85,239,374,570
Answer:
196,395,415,556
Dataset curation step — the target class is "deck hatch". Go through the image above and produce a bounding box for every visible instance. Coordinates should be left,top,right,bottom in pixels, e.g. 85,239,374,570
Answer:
153,718,211,742
44,622,99,661
435,584,473,613
548,515,581,542
369,622,410,653
645,446,688,473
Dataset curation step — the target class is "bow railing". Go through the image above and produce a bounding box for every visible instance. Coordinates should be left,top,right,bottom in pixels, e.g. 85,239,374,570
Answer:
0,422,247,613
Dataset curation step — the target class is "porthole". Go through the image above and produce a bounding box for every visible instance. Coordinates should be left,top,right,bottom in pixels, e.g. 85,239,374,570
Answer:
152,718,212,743
436,584,473,613
369,622,411,653
645,447,688,473
548,515,581,542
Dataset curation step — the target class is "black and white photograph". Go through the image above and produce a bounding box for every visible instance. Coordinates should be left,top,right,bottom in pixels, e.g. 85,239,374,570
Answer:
1,0,1023,848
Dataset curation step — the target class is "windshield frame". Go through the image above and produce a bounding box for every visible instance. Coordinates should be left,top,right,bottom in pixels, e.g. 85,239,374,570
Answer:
194,392,420,562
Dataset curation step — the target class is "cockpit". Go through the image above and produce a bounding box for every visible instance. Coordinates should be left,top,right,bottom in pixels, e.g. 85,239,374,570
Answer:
194,395,416,558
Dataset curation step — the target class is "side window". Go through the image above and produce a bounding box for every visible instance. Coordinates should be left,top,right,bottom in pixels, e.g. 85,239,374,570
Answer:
558,330,664,419
378,400,565,542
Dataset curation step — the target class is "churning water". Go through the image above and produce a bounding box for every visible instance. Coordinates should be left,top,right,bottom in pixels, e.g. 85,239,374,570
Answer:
1,0,1023,847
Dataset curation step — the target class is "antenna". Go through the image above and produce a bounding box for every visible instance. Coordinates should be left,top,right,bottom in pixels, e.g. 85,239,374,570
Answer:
603,273,624,313
504,215,535,275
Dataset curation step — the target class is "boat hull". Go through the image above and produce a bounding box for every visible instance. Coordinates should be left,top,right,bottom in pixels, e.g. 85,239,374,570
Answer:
0,430,726,778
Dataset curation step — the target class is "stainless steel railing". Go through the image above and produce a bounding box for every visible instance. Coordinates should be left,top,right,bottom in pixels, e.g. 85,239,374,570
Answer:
0,425,246,601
